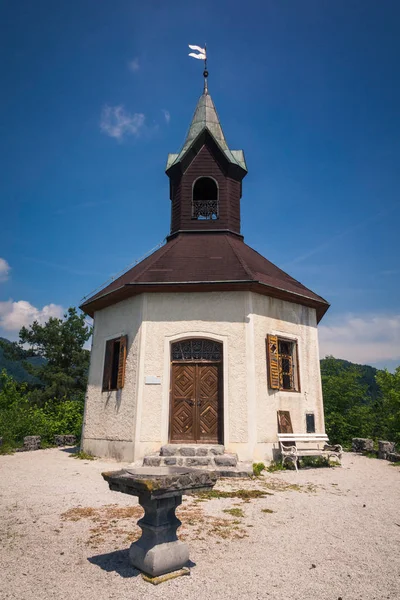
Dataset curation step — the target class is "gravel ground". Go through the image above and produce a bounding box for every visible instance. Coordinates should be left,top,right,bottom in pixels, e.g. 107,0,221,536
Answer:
0,448,399,600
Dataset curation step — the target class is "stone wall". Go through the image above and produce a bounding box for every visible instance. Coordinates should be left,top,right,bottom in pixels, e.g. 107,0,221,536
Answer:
352,438,399,462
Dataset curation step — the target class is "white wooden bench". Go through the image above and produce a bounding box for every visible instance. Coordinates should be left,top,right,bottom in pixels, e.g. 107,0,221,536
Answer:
277,433,342,472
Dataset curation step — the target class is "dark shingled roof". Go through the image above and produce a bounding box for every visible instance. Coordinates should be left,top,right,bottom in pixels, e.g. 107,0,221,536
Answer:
80,233,329,322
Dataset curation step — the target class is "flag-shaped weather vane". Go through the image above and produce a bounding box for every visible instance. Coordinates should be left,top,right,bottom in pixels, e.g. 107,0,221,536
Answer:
188,44,208,93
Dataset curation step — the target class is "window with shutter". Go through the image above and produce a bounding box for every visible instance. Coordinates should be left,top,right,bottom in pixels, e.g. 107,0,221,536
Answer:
102,335,128,392
266,335,300,392
266,334,280,389
117,335,127,389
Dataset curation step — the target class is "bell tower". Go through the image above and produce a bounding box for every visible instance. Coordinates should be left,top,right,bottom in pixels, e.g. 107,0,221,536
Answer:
166,71,248,240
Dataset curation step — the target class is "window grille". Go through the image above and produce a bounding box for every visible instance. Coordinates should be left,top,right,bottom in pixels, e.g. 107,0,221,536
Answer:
171,339,222,361
192,177,219,220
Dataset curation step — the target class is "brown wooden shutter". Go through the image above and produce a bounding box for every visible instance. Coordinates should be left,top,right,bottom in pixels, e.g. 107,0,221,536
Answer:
277,410,293,433
102,339,114,391
267,334,280,389
117,335,128,390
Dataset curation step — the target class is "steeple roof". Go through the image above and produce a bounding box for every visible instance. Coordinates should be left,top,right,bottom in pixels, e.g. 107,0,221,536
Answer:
166,89,247,172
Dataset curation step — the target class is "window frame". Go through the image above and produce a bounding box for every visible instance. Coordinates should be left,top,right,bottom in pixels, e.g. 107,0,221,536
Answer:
266,334,301,393
102,335,127,392
191,176,219,221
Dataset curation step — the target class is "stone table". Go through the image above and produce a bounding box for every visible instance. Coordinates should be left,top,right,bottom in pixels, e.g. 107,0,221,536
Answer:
102,467,217,578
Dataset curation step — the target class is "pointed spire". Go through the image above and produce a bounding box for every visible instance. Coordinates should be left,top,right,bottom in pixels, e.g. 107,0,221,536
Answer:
166,61,247,173
181,90,229,155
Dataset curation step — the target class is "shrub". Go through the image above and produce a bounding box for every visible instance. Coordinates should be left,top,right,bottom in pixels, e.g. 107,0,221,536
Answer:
300,456,331,469
0,370,84,450
252,462,266,476
266,461,287,472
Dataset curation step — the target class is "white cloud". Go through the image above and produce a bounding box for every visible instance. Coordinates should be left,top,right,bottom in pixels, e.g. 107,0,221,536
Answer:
0,300,64,332
162,109,170,124
0,258,10,282
319,313,400,365
128,58,140,72
100,105,145,140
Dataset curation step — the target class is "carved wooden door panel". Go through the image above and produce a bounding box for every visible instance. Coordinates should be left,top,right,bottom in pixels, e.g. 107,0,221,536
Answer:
170,362,222,443
197,364,220,443
170,364,196,442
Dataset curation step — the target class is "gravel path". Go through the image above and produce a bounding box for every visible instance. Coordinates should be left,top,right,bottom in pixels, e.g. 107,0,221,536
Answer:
0,448,399,600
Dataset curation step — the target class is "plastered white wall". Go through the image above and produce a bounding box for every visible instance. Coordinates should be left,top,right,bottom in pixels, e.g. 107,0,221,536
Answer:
251,293,324,461
139,292,249,457
82,295,143,458
82,290,325,463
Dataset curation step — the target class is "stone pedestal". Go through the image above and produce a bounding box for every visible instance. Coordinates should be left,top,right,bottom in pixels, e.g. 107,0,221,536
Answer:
102,467,216,578
130,494,188,576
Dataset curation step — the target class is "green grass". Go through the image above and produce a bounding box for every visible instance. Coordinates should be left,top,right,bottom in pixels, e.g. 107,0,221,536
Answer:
364,451,378,459
196,489,272,500
223,508,244,518
261,508,274,514
0,442,15,455
69,450,95,460
389,461,400,467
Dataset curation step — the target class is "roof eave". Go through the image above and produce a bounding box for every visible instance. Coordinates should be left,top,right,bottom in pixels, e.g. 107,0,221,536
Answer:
80,279,329,322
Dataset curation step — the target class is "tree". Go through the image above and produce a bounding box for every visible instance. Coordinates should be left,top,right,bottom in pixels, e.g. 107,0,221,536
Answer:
17,307,92,405
375,367,400,445
321,356,373,446
0,370,84,451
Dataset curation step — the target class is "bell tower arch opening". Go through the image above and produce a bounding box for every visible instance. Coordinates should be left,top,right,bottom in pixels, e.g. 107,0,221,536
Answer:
192,176,219,220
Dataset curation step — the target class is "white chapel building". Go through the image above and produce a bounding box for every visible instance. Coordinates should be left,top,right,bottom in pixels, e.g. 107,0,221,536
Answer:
80,75,329,465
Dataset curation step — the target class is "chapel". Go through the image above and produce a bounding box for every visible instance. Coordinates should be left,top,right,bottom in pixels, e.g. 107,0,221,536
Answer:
80,71,329,467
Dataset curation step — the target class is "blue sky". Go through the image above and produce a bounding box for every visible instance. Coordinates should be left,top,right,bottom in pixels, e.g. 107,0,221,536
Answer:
1,1,399,369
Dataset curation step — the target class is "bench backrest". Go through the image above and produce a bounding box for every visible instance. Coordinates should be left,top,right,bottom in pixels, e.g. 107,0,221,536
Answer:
278,433,329,449
278,433,329,443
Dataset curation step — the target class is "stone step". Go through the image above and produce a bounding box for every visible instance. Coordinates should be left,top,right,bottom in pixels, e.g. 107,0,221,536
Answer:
160,444,225,457
143,452,238,469
140,453,253,478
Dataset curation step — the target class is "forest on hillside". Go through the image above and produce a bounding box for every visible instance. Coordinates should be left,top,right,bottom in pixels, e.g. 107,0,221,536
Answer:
0,310,399,453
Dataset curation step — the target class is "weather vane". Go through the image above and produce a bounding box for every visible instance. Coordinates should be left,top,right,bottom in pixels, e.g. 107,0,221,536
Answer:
188,44,208,93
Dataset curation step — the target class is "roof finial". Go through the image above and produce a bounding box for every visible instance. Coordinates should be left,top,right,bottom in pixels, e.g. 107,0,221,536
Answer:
188,43,208,94
203,44,208,95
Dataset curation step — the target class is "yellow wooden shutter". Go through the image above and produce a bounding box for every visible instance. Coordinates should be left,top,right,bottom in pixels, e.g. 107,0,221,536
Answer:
267,334,280,389
117,335,128,390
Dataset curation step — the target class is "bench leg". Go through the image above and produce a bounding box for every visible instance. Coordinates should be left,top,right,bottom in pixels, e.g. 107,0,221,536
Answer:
328,453,342,466
282,455,299,472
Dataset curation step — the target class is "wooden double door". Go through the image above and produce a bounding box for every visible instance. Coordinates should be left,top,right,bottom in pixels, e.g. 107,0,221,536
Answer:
170,362,222,443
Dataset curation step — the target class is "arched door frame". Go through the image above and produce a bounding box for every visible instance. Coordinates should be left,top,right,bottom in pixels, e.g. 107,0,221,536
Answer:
161,332,229,446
